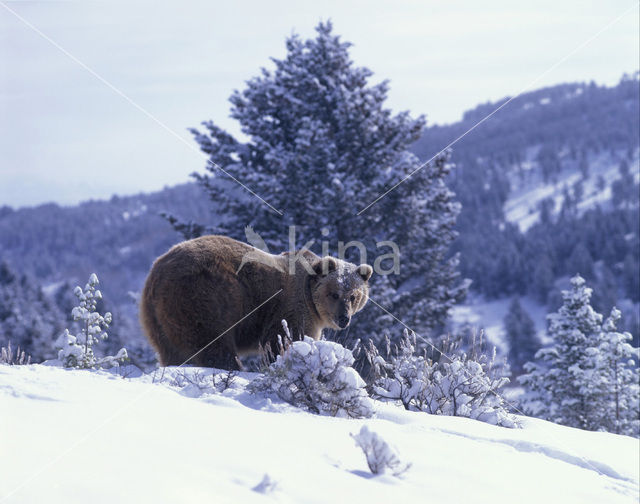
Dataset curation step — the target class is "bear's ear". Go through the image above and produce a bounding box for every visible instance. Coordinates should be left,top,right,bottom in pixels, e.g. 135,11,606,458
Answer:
313,256,338,276
356,264,373,282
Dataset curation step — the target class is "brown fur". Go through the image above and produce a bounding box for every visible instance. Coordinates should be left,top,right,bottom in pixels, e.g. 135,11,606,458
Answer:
139,235,372,369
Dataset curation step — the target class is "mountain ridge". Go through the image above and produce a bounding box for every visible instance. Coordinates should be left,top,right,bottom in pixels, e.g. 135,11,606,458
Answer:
1,75,638,362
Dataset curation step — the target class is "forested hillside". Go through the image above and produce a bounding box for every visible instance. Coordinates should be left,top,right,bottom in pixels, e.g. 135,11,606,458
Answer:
0,183,213,363
1,75,638,364
415,73,640,341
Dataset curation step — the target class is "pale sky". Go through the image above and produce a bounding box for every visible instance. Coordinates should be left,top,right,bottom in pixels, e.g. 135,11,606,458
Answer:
1,0,638,208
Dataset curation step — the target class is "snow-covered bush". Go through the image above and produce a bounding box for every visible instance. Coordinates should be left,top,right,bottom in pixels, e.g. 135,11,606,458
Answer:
157,368,239,398
55,273,127,369
351,425,410,476
369,330,517,428
249,321,374,418
0,341,31,365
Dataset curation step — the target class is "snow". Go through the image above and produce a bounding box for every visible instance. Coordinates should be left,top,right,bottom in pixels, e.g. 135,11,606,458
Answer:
121,204,148,222
1,364,638,503
371,332,515,427
249,336,373,418
351,425,409,475
450,295,549,352
41,281,64,297
504,149,640,232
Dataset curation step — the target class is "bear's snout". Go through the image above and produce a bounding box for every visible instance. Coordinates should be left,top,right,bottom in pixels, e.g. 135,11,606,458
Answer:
337,314,350,329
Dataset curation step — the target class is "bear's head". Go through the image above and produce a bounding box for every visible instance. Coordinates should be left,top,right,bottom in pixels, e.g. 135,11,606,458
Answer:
310,256,373,330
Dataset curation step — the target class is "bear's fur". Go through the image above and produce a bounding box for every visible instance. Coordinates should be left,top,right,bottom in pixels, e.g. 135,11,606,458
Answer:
139,235,372,369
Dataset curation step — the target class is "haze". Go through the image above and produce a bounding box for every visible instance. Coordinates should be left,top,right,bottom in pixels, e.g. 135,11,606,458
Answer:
0,0,638,207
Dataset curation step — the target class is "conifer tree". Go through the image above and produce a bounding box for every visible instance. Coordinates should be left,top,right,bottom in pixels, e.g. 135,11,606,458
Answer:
503,297,538,375
520,275,603,429
55,273,127,369
588,308,639,436
175,22,468,341
0,261,63,362
567,243,594,280
531,256,554,303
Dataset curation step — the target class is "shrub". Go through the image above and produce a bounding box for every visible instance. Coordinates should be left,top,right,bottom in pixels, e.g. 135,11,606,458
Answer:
369,330,518,427
55,273,127,369
0,341,31,365
249,321,374,418
351,425,410,476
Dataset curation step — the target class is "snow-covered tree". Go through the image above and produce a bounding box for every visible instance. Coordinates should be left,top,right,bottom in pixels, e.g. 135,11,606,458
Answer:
521,277,640,435
172,21,468,343
249,321,373,418
0,261,63,362
520,275,604,430
369,330,517,427
55,274,127,369
503,297,539,375
587,308,639,436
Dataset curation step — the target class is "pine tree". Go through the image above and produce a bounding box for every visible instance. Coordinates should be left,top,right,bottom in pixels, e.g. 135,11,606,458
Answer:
622,254,639,302
0,261,63,362
55,273,127,369
567,243,594,280
177,21,468,342
373,154,469,339
520,275,604,430
531,255,554,303
537,197,555,225
536,145,561,183
588,308,639,436
503,297,539,375
591,265,617,315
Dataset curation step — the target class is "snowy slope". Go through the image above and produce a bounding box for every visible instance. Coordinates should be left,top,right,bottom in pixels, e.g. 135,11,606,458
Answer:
450,295,549,354
1,365,638,504
504,149,640,232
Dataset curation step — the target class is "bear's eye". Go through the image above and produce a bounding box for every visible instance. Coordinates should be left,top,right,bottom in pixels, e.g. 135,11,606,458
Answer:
350,294,356,302
331,293,339,300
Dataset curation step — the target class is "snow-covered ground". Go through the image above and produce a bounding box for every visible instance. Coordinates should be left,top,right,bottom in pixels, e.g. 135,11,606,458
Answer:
1,364,638,504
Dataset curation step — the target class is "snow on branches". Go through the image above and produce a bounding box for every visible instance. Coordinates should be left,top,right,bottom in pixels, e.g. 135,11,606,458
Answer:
55,273,127,369
351,425,410,476
249,321,374,418
368,330,517,428
520,275,639,436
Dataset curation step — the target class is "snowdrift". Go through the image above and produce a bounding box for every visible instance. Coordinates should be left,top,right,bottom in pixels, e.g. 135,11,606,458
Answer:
1,364,638,503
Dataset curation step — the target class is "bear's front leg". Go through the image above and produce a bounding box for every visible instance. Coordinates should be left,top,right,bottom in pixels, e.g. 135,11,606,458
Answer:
197,339,242,371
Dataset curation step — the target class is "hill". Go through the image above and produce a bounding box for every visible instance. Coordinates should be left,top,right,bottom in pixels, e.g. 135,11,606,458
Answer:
414,74,639,345
1,364,638,503
0,183,213,363
0,75,638,363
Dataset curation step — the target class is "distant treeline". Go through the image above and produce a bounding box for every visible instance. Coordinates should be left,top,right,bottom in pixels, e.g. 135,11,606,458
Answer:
0,75,638,360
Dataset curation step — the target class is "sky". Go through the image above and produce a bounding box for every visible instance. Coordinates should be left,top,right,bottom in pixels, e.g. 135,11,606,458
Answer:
1,0,638,208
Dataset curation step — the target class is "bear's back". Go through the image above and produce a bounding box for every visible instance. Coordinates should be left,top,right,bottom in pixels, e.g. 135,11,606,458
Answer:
153,235,252,280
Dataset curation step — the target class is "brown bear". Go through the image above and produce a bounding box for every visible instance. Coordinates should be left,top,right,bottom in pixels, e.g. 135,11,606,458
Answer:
139,235,373,369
